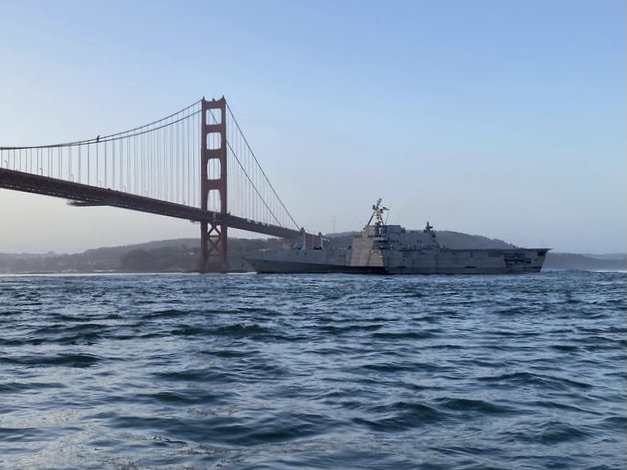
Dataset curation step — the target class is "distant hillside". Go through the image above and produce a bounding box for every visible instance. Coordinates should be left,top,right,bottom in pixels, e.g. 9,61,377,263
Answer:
0,233,624,273
543,252,626,271
582,253,627,261
0,240,197,274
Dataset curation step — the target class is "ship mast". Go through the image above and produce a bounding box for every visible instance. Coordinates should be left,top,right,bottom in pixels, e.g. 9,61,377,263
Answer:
366,198,389,227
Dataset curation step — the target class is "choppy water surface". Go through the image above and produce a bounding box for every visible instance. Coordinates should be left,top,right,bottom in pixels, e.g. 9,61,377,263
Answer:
1,271,625,469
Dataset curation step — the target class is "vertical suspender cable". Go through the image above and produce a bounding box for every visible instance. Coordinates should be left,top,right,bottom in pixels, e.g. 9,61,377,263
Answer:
111,141,115,189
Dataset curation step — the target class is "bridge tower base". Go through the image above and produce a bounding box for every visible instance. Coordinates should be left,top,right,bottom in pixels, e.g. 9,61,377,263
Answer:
200,97,228,272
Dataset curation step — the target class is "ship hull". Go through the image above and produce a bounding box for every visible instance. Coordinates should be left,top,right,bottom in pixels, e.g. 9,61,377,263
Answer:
381,248,547,274
246,214,549,275
246,248,548,275
246,259,386,274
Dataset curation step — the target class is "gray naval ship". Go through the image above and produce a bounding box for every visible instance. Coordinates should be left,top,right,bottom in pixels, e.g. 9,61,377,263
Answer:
247,200,549,274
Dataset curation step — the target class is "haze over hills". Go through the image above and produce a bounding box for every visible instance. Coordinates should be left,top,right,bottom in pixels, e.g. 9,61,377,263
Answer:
0,232,624,274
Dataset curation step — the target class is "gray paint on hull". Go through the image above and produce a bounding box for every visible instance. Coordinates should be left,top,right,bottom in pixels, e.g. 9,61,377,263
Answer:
247,248,547,275
246,259,386,274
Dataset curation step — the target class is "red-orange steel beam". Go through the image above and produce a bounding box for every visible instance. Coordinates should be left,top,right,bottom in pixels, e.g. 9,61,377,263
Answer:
200,97,228,272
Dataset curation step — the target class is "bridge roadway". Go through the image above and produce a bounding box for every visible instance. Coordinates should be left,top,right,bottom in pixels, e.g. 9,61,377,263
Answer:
0,168,310,240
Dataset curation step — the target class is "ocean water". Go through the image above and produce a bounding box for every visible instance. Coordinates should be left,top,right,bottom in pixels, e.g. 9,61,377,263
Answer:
0,271,625,470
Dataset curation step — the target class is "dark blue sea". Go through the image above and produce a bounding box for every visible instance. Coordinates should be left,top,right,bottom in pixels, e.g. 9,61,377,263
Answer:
1,271,625,470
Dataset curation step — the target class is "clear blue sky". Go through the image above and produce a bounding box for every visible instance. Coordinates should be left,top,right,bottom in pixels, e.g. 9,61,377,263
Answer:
0,0,625,253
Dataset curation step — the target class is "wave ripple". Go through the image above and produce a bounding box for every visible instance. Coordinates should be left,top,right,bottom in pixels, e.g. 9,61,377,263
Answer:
0,271,625,469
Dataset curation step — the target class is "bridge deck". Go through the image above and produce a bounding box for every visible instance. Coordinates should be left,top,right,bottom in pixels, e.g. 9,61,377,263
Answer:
0,168,309,240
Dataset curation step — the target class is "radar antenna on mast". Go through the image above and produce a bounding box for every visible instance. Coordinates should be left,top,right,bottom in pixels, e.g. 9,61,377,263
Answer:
366,198,389,227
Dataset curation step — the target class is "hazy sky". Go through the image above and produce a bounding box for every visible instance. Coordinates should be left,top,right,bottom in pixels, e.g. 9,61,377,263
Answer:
0,0,625,254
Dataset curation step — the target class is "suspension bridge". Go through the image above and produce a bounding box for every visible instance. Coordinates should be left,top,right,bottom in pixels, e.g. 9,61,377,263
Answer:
0,97,318,272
